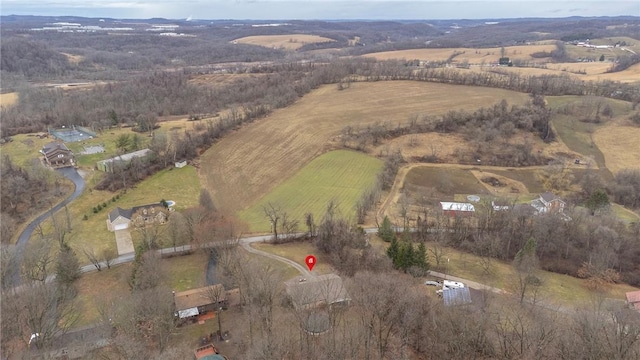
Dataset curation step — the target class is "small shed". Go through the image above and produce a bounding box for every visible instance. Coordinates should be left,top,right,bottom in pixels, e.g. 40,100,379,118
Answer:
440,202,475,217
175,160,187,168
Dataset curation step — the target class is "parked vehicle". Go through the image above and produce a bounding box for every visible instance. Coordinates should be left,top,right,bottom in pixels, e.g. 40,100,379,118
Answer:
424,280,441,286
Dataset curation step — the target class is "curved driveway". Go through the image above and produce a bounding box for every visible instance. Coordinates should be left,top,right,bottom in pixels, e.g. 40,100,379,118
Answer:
240,235,314,277
11,167,85,286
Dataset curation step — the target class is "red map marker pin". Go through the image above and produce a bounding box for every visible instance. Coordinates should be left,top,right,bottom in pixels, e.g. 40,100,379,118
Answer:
305,255,316,271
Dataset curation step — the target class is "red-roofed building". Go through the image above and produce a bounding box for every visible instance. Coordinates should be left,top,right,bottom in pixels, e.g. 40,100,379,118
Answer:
626,290,640,312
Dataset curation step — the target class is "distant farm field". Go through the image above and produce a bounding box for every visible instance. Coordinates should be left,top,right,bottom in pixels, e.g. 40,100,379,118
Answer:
238,150,383,232
199,81,530,215
363,44,556,63
233,34,335,50
593,125,640,173
0,92,18,108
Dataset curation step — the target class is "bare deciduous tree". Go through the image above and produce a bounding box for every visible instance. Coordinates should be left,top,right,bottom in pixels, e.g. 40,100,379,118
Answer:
263,202,282,242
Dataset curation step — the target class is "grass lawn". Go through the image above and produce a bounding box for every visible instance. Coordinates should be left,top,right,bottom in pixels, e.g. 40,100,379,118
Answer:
238,150,383,232
611,203,640,223
74,263,133,327
252,241,334,275
74,252,208,328
404,167,489,199
244,250,300,280
489,169,546,194
165,252,209,292
30,165,201,264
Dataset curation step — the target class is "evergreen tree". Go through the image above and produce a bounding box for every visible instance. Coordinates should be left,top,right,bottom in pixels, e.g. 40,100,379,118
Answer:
585,188,610,215
56,243,80,285
386,236,400,267
404,242,415,272
378,216,396,243
416,242,429,271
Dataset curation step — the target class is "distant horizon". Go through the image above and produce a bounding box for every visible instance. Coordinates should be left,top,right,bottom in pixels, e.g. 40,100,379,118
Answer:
2,13,640,22
1,1,639,21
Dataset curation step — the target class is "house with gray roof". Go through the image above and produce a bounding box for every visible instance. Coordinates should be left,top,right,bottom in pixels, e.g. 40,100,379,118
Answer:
531,192,566,214
40,141,75,168
106,203,168,231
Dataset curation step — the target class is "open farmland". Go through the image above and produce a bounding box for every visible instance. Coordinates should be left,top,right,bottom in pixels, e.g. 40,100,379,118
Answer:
232,34,335,50
199,81,530,216
547,95,633,173
363,44,556,63
0,92,18,108
593,125,640,173
238,150,382,232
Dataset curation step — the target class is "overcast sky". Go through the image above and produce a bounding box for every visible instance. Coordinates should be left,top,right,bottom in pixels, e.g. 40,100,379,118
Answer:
2,1,639,20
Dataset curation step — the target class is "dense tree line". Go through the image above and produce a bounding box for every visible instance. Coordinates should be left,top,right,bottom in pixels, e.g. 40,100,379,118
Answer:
608,54,640,73
4,54,639,137
407,199,640,286
609,169,640,209
0,38,73,78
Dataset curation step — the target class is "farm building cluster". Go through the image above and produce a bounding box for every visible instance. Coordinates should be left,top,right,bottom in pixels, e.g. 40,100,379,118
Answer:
439,192,566,218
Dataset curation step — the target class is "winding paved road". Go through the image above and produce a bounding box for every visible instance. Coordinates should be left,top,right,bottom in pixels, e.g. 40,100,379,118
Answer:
11,167,85,286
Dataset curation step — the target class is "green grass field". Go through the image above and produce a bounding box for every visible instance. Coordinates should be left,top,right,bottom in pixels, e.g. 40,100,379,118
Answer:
28,165,201,264
238,150,383,232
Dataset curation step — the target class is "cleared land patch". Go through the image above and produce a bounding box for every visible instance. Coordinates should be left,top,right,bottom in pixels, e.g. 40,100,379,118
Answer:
199,81,530,216
363,44,556,63
487,169,546,194
238,150,382,232
404,166,490,200
188,73,268,86
233,34,335,50
371,133,471,163
593,125,640,173
0,92,18,108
